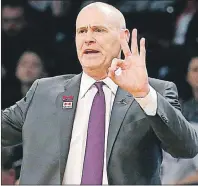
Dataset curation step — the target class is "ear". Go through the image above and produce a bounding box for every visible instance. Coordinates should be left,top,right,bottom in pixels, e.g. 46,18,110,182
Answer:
124,29,130,43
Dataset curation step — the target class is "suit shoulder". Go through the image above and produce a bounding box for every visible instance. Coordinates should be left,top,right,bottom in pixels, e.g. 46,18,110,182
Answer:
148,77,176,93
37,74,76,86
149,77,173,85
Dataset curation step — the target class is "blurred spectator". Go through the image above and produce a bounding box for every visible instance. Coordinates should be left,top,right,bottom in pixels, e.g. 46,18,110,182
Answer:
161,54,198,184
2,1,52,79
2,50,48,109
142,0,198,48
161,142,198,184
172,0,198,47
2,1,26,37
144,0,198,91
25,0,82,76
15,50,48,96
182,55,198,123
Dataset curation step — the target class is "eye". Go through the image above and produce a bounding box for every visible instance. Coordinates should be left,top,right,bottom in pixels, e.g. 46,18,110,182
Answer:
78,29,87,34
94,28,104,32
193,68,198,72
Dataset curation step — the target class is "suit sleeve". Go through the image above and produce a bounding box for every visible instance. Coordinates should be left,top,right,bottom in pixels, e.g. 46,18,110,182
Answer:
148,82,198,158
2,80,39,147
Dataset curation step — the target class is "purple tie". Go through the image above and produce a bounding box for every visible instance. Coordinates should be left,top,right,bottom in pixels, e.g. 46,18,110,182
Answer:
81,82,106,185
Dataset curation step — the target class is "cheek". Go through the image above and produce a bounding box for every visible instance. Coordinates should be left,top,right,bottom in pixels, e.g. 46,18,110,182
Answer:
106,36,119,49
17,66,25,74
16,67,25,79
104,39,120,57
33,68,42,76
76,37,83,51
191,73,198,78
188,74,196,83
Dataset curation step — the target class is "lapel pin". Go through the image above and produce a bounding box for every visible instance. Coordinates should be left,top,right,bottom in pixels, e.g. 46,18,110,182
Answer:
63,101,73,109
119,99,127,105
62,95,74,101
62,95,74,109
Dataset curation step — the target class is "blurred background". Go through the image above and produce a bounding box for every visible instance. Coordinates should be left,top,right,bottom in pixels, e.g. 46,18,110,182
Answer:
1,0,198,185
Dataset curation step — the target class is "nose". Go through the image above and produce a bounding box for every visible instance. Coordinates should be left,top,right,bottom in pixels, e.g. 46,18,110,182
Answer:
85,30,96,46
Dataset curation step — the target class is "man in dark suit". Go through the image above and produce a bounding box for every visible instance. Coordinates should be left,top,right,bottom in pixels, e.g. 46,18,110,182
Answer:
2,2,198,185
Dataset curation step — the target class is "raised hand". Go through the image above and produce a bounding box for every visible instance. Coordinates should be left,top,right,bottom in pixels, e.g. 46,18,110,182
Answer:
108,29,150,98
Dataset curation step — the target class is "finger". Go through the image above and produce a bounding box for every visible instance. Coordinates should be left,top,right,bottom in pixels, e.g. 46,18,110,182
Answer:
108,66,122,81
140,37,146,61
108,58,124,78
131,28,139,55
120,30,132,58
110,58,125,71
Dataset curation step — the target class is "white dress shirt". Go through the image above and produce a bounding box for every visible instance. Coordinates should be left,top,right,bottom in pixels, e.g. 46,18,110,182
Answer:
63,72,157,184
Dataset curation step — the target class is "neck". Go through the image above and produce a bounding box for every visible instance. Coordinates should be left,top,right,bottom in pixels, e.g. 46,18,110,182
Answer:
192,87,198,101
21,83,32,97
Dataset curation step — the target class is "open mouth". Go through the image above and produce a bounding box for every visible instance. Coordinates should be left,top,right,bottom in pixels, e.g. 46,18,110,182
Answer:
83,49,100,54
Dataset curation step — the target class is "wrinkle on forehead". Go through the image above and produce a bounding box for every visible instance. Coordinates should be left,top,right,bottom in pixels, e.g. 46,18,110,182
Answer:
76,2,126,30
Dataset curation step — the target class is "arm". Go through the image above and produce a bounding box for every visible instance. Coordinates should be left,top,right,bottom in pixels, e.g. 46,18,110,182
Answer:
148,82,198,158
107,28,198,158
2,80,39,147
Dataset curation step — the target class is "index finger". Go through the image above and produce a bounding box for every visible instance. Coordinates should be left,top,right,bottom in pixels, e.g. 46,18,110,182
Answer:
120,30,132,58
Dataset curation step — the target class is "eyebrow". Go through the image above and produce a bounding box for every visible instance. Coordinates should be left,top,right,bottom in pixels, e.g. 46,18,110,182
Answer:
76,25,109,32
76,26,87,33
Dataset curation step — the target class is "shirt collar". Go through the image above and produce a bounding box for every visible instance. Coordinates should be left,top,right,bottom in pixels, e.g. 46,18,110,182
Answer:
79,72,118,99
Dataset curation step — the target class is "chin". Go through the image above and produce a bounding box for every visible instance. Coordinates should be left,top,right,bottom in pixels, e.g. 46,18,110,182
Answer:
82,59,103,69
21,79,34,84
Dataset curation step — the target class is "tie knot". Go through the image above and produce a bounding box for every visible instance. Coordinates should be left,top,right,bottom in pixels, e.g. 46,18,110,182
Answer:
94,82,104,94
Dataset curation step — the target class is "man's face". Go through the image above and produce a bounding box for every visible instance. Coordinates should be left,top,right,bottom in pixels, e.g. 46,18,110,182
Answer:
16,52,44,84
2,6,25,36
75,7,121,75
187,57,198,89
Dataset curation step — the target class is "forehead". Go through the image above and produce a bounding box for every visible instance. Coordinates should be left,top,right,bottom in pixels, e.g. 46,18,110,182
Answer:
76,7,118,29
190,57,198,66
2,6,23,17
20,53,41,64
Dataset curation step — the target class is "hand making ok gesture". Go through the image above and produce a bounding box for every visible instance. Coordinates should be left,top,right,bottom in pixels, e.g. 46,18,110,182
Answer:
108,28,150,98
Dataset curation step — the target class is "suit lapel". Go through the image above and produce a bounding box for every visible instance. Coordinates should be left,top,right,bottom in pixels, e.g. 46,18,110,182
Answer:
55,73,82,183
106,87,135,166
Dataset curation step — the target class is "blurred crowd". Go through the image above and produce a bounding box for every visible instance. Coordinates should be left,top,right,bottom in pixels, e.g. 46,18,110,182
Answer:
1,0,198,185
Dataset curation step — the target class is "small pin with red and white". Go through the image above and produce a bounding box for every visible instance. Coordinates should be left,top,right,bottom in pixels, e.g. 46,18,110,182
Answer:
62,95,73,109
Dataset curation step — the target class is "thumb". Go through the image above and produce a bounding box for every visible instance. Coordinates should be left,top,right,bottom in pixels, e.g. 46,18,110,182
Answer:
108,58,124,81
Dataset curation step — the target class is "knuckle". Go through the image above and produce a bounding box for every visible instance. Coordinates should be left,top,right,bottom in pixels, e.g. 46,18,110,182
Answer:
125,51,132,57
